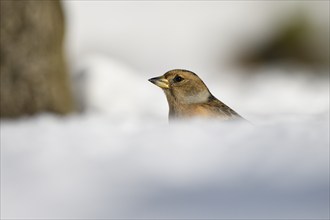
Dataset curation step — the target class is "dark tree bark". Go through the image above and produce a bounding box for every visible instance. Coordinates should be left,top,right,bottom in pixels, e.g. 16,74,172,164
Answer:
0,0,73,118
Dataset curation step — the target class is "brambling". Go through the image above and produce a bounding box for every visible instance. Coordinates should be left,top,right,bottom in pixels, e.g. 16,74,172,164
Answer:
149,69,243,120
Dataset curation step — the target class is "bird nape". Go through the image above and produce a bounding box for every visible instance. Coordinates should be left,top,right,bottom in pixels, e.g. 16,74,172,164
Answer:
149,69,243,121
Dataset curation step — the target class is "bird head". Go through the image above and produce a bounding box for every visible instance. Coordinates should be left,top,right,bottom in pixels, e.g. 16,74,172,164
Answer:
149,69,211,105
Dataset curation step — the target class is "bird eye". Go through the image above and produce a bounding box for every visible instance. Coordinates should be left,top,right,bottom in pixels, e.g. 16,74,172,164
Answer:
173,75,183,83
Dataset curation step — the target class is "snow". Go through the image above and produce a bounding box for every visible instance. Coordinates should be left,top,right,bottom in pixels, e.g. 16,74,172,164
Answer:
1,1,329,219
1,112,329,219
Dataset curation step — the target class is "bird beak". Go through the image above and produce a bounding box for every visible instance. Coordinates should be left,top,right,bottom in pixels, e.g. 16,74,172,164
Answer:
148,76,169,89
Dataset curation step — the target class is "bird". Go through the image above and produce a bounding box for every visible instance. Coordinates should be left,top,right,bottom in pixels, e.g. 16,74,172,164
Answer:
148,69,243,121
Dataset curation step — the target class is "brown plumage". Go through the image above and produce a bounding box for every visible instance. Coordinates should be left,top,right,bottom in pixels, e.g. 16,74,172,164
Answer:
149,69,243,121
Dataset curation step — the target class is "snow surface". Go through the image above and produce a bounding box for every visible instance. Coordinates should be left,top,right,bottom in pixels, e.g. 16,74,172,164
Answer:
1,112,329,219
1,1,329,219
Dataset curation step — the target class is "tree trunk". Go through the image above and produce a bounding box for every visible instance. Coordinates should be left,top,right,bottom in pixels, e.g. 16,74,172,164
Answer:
0,0,73,118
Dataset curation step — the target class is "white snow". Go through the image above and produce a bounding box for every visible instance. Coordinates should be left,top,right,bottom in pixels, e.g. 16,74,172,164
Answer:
1,1,329,219
1,112,329,219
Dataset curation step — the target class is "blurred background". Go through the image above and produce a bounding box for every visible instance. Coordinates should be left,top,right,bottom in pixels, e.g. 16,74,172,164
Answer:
1,0,329,118
1,0,329,219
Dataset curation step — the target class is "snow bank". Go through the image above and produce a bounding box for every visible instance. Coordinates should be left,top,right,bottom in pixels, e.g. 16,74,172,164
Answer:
1,112,329,219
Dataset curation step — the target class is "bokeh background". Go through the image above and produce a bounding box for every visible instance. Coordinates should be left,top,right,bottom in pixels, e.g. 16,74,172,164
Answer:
1,0,329,219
